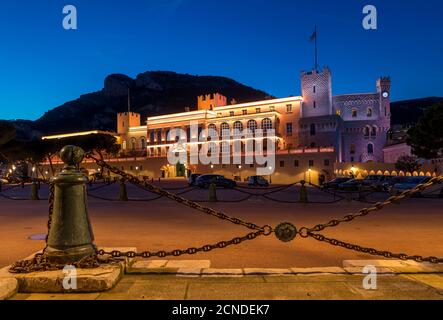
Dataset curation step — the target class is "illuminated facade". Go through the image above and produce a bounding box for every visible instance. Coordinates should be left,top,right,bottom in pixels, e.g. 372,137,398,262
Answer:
42,67,392,183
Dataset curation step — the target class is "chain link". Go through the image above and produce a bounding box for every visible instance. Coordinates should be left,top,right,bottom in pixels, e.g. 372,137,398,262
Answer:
307,231,443,264
8,153,443,272
307,176,443,233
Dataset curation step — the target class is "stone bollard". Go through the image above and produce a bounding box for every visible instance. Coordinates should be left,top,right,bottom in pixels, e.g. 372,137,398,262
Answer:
119,179,128,201
299,180,308,203
44,145,96,264
208,183,217,202
30,180,39,200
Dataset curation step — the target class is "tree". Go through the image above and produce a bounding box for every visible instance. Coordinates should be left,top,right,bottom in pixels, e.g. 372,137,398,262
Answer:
407,102,443,159
395,155,421,173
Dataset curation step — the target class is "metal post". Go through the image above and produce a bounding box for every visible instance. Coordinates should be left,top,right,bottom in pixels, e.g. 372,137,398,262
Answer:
30,180,39,200
208,183,217,202
119,178,128,201
44,145,96,264
299,180,308,203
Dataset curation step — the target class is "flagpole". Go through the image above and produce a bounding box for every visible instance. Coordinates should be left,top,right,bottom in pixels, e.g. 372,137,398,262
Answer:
314,25,318,71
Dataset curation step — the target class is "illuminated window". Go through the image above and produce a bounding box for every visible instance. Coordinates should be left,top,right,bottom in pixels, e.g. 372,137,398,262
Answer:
220,122,230,136
286,104,292,112
336,109,341,116
286,123,293,135
352,109,358,117
247,120,258,133
233,121,243,133
261,118,273,131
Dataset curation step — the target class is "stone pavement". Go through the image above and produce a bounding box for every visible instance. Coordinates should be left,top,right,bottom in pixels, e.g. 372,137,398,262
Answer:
3,259,443,300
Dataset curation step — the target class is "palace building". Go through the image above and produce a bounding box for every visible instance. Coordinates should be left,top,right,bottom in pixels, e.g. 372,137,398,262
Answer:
43,67,394,184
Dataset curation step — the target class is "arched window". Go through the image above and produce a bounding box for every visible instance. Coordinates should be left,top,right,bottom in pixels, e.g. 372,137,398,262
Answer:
208,123,217,136
157,131,162,142
140,137,146,149
371,126,377,137
351,108,358,118
233,121,243,133
261,118,273,131
130,138,136,150
165,129,170,141
367,108,373,117
122,140,127,150
247,120,258,133
367,143,374,154
310,123,316,136
220,122,230,137
149,131,155,142
364,126,370,137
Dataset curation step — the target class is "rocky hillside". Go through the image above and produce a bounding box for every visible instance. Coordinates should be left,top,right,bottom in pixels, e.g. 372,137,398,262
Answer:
390,97,443,126
10,71,273,139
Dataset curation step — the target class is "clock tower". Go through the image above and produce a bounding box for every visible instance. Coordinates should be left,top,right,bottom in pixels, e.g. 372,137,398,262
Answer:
376,77,391,123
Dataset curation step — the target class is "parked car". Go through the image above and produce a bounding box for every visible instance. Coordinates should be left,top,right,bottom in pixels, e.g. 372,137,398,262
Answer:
390,176,434,196
361,175,392,190
381,176,407,192
338,179,369,191
247,176,270,187
188,173,201,186
196,174,237,189
322,177,352,189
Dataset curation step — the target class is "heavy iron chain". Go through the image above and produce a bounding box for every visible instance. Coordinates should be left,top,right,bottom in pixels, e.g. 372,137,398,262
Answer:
85,154,271,233
296,176,443,264
87,155,443,263
9,155,443,272
85,154,273,259
303,176,443,234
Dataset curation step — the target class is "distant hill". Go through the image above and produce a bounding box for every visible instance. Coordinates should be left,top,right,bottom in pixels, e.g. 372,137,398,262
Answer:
8,71,273,139
390,97,443,126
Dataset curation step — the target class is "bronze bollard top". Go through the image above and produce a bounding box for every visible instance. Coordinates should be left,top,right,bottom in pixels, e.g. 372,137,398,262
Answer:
60,145,85,168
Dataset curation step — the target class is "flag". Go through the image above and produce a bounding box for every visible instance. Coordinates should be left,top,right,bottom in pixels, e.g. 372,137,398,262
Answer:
310,28,317,42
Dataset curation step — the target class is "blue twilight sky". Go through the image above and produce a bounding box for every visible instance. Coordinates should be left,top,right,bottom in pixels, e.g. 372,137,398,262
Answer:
0,0,442,120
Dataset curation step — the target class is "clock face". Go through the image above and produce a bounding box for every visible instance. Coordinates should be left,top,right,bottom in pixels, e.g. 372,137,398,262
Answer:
382,91,389,98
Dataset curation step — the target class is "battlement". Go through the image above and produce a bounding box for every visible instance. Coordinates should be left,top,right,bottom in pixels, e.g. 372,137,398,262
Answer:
197,93,227,110
117,112,141,134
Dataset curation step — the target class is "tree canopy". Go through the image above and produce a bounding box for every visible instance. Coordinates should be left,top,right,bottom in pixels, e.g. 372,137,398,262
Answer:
407,102,443,159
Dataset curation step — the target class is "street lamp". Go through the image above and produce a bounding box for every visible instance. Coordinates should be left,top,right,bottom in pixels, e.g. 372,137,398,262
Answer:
268,166,273,184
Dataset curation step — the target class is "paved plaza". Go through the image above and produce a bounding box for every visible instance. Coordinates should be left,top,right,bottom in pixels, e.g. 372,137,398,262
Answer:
1,180,443,300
